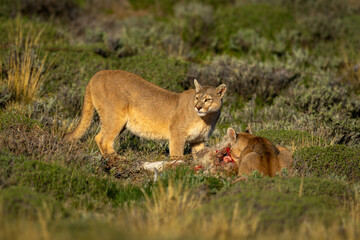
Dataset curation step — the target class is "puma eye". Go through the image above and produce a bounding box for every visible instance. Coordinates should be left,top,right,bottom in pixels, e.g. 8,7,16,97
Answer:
204,98,211,102
195,96,199,100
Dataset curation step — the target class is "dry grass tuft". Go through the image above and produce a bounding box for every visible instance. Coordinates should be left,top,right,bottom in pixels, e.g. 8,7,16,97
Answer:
124,180,261,240
5,19,48,103
127,179,203,238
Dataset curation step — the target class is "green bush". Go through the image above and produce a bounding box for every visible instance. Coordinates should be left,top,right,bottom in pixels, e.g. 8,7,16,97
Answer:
203,176,355,231
0,155,145,208
259,0,355,41
228,28,273,53
294,145,360,181
285,84,360,145
0,111,39,131
0,111,66,158
214,3,295,52
291,85,356,115
174,2,214,50
117,50,189,92
109,17,165,57
128,0,175,14
17,0,83,20
0,186,56,219
186,56,298,103
255,129,326,147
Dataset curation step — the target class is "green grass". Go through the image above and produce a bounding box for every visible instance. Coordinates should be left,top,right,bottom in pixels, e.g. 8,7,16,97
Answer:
0,111,40,131
0,186,58,219
255,129,327,147
0,154,146,210
201,176,357,231
294,145,360,181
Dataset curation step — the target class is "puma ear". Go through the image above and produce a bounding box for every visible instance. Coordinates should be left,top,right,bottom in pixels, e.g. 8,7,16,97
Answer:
245,124,252,134
227,128,237,142
194,79,202,92
216,84,227,98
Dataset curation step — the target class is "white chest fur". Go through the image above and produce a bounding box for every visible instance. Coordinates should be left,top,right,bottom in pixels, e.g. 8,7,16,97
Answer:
186,119,213,143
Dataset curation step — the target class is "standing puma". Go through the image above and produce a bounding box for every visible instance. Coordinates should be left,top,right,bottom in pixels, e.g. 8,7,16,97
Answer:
226,128,293,177
64,70,226,158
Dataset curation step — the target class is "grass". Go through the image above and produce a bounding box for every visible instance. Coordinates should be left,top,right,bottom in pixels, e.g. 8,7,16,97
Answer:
255,129,328,150
294,145,360,181
0,0,359,239
1,170,359,240
0,152,148,220
4,19,49,103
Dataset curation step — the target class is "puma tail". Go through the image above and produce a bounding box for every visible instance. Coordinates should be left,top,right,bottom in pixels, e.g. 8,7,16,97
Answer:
64,85,94,141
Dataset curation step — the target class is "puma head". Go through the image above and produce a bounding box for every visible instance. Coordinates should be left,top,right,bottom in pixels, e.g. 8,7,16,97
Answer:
226,127,252,161
194,79,226,117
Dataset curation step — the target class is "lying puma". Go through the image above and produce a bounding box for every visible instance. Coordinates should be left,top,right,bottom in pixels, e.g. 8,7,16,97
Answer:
64,70,226,158
226,128,293,177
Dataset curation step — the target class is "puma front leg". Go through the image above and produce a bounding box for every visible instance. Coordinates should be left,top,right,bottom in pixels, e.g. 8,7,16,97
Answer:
169,134,186,159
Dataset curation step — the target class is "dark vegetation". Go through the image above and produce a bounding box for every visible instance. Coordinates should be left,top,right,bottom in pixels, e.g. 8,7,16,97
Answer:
0,0,359,239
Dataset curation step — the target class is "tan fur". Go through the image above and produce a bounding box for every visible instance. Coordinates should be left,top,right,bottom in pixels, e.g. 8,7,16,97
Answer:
64,70,226,157
226,128,293,177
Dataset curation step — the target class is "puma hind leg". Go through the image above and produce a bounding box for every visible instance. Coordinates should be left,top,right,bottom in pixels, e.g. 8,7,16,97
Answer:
238,152,265,177
95,108,127,156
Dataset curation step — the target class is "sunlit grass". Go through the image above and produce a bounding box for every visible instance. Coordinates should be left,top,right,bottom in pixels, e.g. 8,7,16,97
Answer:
5,19,49,103
1,180,359,240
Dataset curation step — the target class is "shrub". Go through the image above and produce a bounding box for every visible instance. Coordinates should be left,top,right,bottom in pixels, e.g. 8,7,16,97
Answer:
0,186,53,219
214,3,295,52
186,56,299,103
291,85,357,115
205,176,352,231
324,117,360,145
0,155,145,208
294,145,360,181
0,87,11,109
229,28,272,53
340,48,360,93
285,84,360,145
263,0,353,41
0,111,89,164
0,0,18,18
255,129,326,147
128,0,175,14
117,50,189,92
18,0,81,20
300,14,344,41
113,17,162,57
174,2,214,50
